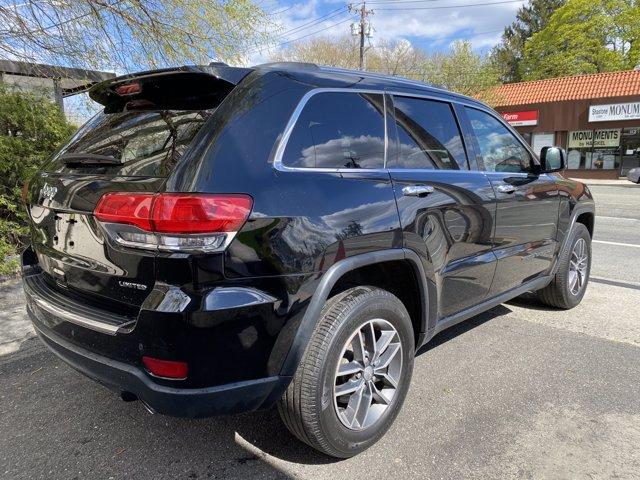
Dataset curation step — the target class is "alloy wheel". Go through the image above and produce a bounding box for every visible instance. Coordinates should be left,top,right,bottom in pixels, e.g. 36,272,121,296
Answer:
333,319,402,431
568,238,589,295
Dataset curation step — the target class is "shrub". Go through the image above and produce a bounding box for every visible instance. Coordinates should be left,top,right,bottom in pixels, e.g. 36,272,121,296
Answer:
0,85,76,275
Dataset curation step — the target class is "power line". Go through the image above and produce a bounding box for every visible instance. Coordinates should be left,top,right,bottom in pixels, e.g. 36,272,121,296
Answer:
244,0,516,58
374,0,525,10
268,5,297,15
365,0,450,3
271,6,348,41
244,16,353,56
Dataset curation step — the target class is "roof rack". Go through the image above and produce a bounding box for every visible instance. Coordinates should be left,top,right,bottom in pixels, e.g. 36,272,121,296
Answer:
254,61,319,70
317,65,438,90
251,61,477,102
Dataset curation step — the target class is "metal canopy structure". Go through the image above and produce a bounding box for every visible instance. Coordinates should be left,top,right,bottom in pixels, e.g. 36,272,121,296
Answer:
0,59,115,110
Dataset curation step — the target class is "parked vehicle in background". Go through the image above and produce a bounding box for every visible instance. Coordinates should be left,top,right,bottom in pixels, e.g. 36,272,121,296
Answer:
627,167,640,183
21,63,595,457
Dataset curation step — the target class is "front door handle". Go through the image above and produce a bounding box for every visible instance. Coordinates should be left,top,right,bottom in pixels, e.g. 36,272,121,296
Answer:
496,184,517,194
402,185,435,197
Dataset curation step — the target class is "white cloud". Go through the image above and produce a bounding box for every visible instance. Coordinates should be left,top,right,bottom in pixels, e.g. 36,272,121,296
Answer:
370,0,522,46
242,0,523,65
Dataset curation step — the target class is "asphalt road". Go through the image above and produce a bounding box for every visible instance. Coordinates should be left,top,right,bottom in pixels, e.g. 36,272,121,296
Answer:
1,181,639,480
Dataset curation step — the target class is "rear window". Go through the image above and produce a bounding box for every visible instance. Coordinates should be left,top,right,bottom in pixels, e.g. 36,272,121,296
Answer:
45,109,212,176
281,92,386,169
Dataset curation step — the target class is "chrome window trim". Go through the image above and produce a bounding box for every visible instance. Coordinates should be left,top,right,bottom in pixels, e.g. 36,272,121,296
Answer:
272,87,496,174
273,88,389,173
390,92,472,171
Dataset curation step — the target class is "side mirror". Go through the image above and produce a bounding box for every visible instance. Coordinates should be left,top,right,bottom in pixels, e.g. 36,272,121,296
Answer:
539,146,566,173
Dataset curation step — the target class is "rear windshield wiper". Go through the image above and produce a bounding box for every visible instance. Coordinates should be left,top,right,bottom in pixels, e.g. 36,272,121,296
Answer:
59,153,124,165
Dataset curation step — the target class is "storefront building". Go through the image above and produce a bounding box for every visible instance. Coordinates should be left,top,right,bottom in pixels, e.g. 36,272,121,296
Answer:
493,70,640,179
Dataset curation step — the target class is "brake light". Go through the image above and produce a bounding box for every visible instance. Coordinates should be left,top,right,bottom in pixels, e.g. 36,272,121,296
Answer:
142,356,188,379
115,82,141,96
94,193,252,252
152,194,252,233
94,193,153,230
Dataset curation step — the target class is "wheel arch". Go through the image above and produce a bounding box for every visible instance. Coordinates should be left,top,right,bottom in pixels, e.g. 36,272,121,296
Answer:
278,249,429,378
552,203,595,276
576,211,595,238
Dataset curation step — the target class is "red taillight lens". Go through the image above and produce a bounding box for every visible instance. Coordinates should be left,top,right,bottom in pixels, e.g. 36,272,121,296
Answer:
94,193,252,233
95,193,154,230
142,356,188,379
94,193,253,252
115,82,141,96
151,194,253,234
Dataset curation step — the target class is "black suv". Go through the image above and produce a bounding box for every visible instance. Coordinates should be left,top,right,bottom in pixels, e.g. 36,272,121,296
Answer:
21,63,595,457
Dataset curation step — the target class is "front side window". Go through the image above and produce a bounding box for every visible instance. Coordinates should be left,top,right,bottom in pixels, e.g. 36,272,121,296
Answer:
391,96,467,170
465,107,532,173
281,92,385,169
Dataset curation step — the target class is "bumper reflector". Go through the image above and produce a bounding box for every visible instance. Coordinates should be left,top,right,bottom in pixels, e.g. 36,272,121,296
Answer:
142,356,188,380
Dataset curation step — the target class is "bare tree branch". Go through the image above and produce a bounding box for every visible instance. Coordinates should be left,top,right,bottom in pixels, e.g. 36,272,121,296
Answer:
0,0,271,73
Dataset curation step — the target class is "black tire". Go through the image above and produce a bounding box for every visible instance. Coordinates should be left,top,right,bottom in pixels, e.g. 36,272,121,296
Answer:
277,286,415,458
537,223,591,309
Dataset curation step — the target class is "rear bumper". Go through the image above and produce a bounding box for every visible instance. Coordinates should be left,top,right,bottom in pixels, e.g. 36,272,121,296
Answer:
21,257,294,418
32,321,290,418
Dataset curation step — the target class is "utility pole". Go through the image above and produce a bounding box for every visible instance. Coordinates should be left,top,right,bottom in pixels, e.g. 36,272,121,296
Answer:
349,2,373,70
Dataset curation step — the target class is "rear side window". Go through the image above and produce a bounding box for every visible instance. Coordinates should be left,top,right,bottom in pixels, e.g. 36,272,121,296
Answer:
465,107,532,173
281,92,385,169
390,96,467,170
47,110,212,176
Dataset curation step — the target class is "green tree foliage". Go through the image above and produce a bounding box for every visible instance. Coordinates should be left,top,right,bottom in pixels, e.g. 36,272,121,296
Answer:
0,86,75,274
521,0,640,80
421,41,501,103
491,0,566,83
272,36,361,68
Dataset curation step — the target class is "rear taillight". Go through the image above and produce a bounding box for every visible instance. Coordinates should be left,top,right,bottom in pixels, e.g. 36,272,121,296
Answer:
94,193,154,230
94,193,252,252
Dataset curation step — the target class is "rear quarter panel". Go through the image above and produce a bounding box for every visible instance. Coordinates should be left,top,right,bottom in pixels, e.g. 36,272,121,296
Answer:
166,73,402,377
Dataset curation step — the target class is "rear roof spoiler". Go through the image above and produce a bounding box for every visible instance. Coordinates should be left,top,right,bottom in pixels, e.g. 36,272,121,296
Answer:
89,65,253,112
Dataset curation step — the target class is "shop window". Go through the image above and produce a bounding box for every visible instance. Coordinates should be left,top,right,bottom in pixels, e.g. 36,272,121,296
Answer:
621,128,640,175
566,129,621,171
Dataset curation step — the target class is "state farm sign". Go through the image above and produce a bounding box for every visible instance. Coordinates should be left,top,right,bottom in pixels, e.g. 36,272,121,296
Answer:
589,101,640,122
501,110,538,126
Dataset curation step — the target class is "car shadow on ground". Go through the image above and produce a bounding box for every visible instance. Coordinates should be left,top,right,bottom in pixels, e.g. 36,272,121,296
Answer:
1,294,559,476
1,337,338,478
416,304,513,357
416,292,562,357
505,292,567,311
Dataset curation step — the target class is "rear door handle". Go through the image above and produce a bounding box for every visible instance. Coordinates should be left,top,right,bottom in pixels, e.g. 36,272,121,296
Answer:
496,184,516,194
402,185,434,197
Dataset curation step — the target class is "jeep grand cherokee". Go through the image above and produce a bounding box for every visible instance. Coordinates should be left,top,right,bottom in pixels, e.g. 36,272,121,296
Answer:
21,63,595,457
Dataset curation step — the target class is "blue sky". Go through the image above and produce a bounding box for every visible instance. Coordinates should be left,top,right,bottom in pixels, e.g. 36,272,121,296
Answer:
244,0,527,64
64,0,528,122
